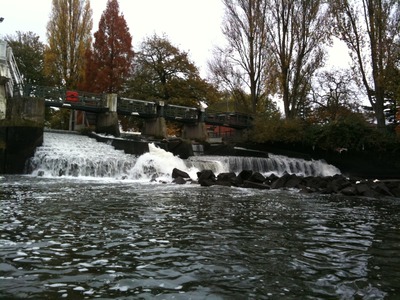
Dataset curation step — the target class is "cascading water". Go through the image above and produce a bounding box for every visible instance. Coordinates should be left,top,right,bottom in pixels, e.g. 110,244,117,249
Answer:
187,154,340,177
27,132,340,181
27,132,201,181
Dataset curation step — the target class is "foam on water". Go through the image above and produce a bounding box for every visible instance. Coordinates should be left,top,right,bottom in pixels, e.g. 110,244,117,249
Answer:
27,132,340,181
27,132,203,182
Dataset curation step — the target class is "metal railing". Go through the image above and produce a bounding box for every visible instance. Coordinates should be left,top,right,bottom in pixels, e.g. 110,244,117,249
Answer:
23,84,66,104
205,112,253,128
118,97,157,117
164,104,199,122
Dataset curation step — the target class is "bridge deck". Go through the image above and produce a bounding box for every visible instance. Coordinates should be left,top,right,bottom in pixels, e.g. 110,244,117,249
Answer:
15,85,253,129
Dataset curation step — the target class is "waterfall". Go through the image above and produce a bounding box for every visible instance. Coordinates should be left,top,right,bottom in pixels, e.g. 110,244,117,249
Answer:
27,132,340,181
27,132,202,181
187,155,340,177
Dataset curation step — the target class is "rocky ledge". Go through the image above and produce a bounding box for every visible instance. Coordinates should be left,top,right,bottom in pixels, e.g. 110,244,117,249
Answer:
172,168,400,199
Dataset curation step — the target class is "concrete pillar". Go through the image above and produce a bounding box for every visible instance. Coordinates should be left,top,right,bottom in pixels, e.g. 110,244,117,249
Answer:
96,94,120,137
141,101,167,139
142,117,167,139
182,108,208,142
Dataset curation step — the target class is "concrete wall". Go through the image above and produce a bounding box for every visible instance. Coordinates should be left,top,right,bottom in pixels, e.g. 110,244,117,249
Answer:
0,97,45,174
0,85,6,120
142,117,167,139
182,122,208,141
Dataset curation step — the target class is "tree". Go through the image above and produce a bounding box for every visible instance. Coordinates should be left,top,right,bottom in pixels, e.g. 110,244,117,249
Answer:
331,0,400,130
209,0,269,114
5,31,46,85
45,0,93,89
310,69,361,123
126,34,219,107
89,0,134,93
265,0,330,119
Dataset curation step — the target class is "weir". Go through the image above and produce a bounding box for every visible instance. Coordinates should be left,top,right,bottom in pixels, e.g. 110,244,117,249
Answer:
27,132,340,181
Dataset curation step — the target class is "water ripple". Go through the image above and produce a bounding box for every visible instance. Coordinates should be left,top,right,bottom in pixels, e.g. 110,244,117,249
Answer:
1,176,400,299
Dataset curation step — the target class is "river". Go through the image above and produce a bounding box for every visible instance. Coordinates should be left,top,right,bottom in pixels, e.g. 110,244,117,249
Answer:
1,132,399,299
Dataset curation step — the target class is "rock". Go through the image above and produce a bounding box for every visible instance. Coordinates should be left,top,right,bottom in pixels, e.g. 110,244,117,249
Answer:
216,172,237,187
270,173,291,189
171,167,399,199
305,176,329,191
372,182,394,197
173,176,186,184
249,172,266,183
243,180,270,190
265,174,279,185
385,181,400,198
197,169,216,181
172,168,190,179
332,175,352,190
355,183,371,195
217,172,237,181
340,185,357,196
237,170,253,181
197,170,216,187
284,174,303,188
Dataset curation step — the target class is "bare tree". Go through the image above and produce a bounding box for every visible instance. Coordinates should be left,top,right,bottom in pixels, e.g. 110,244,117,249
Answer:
331,0,400,130
265,0,330,119
311,69,361,123
209,0,269,114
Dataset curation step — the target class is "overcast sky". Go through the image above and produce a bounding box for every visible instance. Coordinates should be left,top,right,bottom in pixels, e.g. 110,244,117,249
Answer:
0,0,225,76
0,0,349,77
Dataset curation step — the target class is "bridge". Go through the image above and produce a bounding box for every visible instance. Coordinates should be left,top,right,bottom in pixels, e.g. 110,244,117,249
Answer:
21,84,252,129
20,84,253,138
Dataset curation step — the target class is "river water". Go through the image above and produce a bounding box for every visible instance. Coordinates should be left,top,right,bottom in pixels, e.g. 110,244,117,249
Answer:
1,133,399,299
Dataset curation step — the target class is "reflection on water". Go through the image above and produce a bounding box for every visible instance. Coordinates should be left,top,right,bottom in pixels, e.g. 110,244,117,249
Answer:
1,176,399,299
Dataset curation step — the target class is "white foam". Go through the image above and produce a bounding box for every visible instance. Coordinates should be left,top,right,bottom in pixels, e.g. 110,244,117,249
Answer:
28,132,340,182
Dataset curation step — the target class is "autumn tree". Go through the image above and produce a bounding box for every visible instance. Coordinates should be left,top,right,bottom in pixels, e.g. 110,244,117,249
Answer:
89,0,134,93
126,34,219,107
5,31,46,85
209,0,269,114
331,0,400,130
45,0,93,89
265,0,330,119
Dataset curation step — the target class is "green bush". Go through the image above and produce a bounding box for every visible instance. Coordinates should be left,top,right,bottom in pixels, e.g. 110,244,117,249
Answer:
250,112,400,153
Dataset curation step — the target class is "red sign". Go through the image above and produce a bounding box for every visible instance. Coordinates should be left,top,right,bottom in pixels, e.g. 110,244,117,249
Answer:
66,91,79,102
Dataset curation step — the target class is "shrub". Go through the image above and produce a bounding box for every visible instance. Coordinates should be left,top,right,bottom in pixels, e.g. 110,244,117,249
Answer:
250,115,306,144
